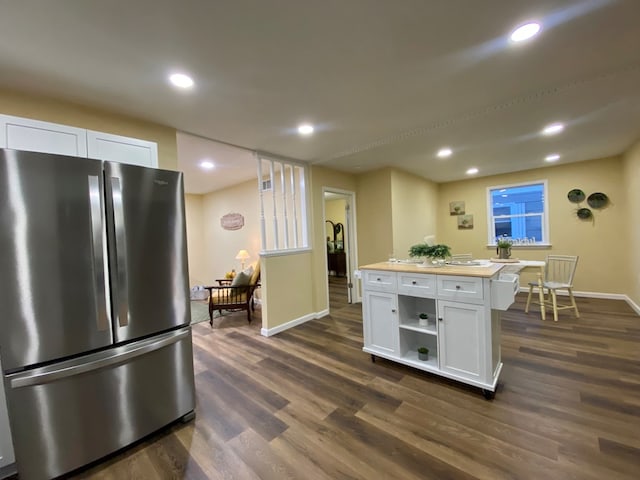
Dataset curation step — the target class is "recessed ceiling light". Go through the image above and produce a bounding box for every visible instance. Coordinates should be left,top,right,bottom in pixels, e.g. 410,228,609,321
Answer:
437,147,452,158
542,122,564,135
297,124,314,135
510,22,541,42
466,167,479,175
169,73,194,89
545,154,560,162
199,161,214,170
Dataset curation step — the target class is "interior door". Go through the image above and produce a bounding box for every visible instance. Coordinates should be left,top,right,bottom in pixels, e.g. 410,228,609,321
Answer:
344,199,354,303
0,149,112,371
105,162,190,343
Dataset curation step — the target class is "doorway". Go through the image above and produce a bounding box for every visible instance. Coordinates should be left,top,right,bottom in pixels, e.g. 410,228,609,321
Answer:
323,188,359,312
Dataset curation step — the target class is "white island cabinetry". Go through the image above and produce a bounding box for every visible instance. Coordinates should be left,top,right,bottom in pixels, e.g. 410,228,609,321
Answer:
361,262,516,398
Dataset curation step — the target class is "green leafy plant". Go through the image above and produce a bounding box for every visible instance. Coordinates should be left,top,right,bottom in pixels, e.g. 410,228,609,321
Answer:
408,243,451,259
417,347,429,354
496,239,513,248
419,313,428,320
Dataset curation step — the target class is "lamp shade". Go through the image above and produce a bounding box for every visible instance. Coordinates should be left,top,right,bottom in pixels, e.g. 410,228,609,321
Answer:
235,249,250,261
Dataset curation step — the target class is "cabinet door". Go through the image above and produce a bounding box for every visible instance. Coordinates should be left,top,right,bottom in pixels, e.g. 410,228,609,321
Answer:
87,130,158,167
438,300,485,382
0,114,87,156
363,291,397,355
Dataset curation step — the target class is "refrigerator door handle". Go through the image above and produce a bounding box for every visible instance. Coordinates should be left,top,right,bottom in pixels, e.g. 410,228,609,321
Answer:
9,328,191,389
88,175,110,332
110,176,129,327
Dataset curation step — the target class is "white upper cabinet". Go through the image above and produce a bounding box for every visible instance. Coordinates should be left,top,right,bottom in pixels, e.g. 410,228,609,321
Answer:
87,130,158,168
0,114,87,157
0,114,158,168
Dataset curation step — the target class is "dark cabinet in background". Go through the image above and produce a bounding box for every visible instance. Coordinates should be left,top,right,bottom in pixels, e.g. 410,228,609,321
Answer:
328,252,346,277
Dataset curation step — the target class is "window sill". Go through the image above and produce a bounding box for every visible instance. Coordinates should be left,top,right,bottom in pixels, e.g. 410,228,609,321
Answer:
260,247,312,257
486,244,552,249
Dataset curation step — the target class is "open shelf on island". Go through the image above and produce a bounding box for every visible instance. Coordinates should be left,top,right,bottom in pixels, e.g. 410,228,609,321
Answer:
399,319,437,335
402,349,439,370
397,295,437,337
399,329,438,367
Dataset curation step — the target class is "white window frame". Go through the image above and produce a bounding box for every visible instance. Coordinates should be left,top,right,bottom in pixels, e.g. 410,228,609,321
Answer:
486,179,550,247
256,152,311,255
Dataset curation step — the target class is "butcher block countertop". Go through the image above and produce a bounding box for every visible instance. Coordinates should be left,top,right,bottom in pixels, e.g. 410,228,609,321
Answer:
360,261,504,278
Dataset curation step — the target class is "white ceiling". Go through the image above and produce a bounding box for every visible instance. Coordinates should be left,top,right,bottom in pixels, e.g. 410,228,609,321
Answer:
1,0,639,194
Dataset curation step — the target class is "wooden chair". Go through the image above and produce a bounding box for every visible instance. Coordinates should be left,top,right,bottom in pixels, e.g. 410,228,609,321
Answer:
205,262,260,325
525,255,579,322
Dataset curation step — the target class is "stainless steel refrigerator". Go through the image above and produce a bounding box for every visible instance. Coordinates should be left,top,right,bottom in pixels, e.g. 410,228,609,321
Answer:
0,148,196,480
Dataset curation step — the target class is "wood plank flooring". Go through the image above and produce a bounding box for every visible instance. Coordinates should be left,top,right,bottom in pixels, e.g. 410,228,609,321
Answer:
70,294,640,479
328,275,349,311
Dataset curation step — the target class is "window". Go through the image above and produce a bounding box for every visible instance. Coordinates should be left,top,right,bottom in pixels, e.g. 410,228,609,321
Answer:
257,153,309,253
487,180,548,245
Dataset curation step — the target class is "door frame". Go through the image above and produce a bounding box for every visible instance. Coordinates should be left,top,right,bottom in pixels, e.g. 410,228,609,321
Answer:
322,187,360,309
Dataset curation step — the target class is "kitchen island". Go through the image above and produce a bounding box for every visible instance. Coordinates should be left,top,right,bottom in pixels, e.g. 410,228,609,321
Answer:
360,261,517,398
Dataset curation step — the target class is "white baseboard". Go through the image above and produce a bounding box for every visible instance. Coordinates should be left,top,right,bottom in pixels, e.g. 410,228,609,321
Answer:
261,289,639,337
517,287,640,316
624,296,640,316
260,309,329,337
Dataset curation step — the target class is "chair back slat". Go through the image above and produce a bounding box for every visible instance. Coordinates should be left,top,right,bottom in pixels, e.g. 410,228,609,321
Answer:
545,255,578,286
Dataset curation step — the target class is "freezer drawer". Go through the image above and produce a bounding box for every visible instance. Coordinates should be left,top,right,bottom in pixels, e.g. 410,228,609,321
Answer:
4,327,195,480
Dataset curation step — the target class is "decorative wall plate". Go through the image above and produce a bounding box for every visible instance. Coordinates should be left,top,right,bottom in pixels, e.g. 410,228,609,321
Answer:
576,207,592,219
220,212,244,230
587,192,609,209
567,189,585,203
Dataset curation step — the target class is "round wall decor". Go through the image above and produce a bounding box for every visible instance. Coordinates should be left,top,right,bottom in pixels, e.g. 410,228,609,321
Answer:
567,189,585,203
576,207,592,220
587,192,609,209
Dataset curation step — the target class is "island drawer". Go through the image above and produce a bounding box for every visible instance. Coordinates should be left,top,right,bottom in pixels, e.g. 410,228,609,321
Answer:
437,275,484,304
362,270,397,293
397,273,437,298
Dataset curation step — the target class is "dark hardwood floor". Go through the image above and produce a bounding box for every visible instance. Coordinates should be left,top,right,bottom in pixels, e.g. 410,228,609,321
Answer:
71,293,640,479
328,275,349,311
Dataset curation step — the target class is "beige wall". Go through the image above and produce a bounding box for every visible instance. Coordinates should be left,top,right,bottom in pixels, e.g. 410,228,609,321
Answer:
325,199,346,232
438,156,628,294
185,194,206,286
325,198,346,246
200,179,261,282
391,169,439,259
0,88,178,170
623,139,640,306
356,168,394,265
262,252,314,329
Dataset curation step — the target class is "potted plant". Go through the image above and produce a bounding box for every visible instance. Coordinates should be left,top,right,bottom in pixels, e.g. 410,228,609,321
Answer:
409,243,452,266
496,239,512,259
418,312,429,326
418,347,429,361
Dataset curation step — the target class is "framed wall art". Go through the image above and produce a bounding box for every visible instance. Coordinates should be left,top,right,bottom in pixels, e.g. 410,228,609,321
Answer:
449,201,465,215
457,214,473,229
